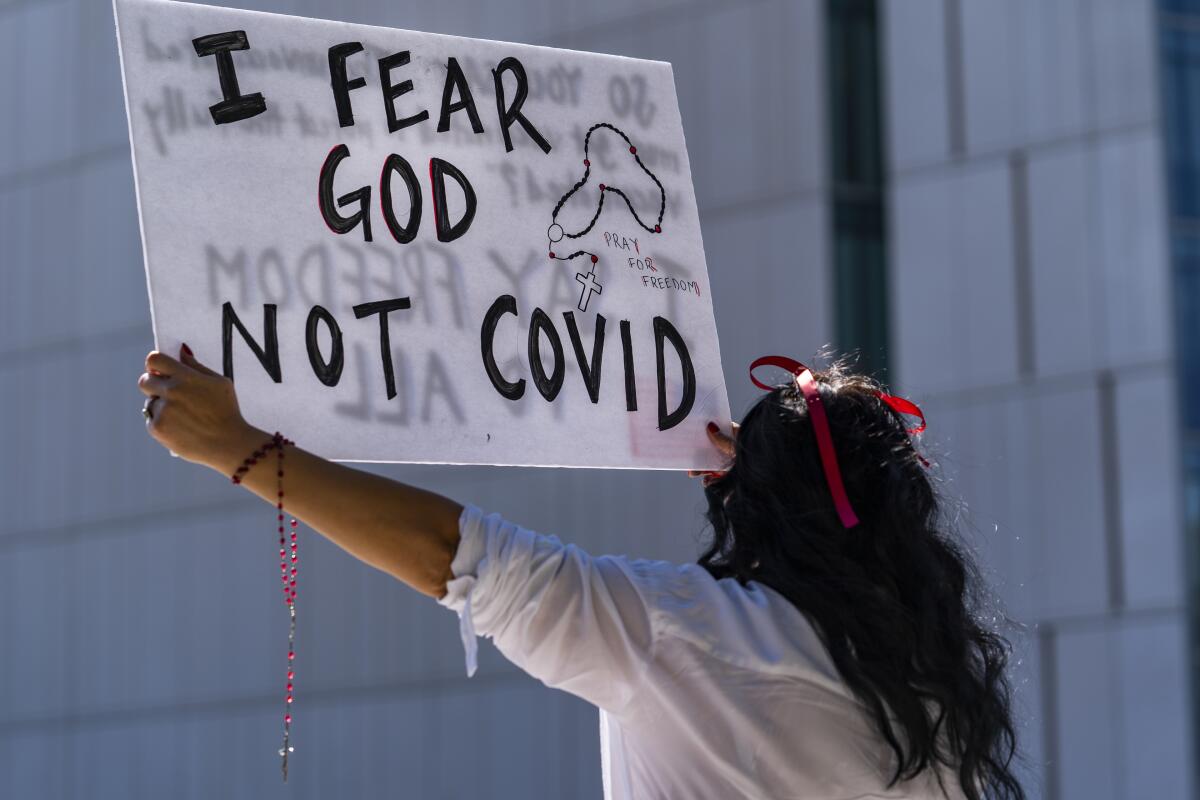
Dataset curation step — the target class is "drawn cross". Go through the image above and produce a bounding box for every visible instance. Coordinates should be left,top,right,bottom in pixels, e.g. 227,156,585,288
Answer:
576,268,604,311
575,268,603,312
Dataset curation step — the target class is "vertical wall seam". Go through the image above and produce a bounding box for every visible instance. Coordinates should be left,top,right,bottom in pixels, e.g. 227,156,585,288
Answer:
943,0,966,158
1009,151,1036,378
1098,369,1126,613
1107,619,1129,800
1038,624,1061,800
1079,0,1099,133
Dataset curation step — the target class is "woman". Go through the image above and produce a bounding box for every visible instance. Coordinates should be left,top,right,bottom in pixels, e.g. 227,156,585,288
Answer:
138,344,1024,799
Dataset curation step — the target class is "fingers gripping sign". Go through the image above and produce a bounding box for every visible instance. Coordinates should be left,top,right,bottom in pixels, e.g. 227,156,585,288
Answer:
138,343,254,467
687,421,737,486
139,351,178,430
706,420,737,458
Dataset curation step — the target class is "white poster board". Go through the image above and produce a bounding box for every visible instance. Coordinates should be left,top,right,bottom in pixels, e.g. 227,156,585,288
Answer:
114,0,731,469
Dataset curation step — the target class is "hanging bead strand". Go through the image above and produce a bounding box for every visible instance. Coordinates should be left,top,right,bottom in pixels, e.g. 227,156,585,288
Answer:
231,431,298,782
279,436,298,781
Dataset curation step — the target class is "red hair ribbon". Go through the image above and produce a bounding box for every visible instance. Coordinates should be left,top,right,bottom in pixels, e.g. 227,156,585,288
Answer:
796,367,859,528
747,355,929,528
748,356,926,434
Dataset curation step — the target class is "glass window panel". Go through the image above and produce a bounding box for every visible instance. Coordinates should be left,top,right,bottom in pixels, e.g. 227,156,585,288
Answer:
826,0,890,381
1164,0,1200,16
1174,235,1200,432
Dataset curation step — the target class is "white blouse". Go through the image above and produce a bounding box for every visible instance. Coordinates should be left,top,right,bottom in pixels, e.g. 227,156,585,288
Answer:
437,505,966,800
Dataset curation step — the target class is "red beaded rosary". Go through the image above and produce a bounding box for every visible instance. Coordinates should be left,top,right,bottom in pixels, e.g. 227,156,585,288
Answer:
231,431,299,782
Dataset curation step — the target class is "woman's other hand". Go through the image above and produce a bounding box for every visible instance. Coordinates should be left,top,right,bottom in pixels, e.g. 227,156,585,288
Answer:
137,344,262,472
688,421,737,486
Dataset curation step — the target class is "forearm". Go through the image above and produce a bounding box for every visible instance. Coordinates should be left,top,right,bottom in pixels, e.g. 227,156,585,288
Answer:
208,424,463,599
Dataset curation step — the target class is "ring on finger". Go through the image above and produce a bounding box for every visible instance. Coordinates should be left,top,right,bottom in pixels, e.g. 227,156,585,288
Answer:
142,396,157,420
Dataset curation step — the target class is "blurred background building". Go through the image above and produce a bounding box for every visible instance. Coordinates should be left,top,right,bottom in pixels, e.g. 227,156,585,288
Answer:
0,0,1195,797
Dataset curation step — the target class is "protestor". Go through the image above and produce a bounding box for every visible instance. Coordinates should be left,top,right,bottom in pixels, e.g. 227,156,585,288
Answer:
137,345,1024,800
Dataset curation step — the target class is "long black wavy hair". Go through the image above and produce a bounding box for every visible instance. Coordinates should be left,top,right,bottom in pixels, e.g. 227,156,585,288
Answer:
699,359,1024,800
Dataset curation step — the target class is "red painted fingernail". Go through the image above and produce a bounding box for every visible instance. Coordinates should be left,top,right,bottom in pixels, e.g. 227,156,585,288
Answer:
706,422,718,434
182,342,193,357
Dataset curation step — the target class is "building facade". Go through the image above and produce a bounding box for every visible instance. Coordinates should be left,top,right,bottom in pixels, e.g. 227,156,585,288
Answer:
0,0,1193,798
884,2,1192,797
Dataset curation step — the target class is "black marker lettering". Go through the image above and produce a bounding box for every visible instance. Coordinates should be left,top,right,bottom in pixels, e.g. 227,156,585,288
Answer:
380,153,422,244
620,319,637,411
429,158,477,243
318,144,372,241
353,297,413,400
563,311,605,404
438,57,485,134
328,42,367,127
192,31,266,125
481,294,526,401
305,305,344,386
222,301,281,382
528,307,564,401
653,316,695,431
379,51,429,133
492,57,551,154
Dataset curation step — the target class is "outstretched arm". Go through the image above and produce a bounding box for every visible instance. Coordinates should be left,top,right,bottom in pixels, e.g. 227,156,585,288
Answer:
137,345,462,599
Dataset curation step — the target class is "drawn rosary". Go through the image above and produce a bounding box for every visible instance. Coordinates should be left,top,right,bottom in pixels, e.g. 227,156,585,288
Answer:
546,122,668,312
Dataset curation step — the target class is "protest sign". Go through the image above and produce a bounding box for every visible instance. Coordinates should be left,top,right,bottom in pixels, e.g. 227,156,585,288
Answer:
114,0,731,468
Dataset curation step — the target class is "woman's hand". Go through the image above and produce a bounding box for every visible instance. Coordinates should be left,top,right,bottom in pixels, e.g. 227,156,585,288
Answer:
688,421,737,486
137,343,263,472
138,345,463,599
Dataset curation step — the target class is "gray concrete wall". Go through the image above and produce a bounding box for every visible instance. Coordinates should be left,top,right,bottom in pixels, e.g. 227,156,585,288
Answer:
883,1,1191,798
0,0,829,797
3,0,1191,798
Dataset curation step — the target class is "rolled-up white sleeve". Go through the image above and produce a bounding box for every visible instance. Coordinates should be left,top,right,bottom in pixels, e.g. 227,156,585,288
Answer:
437,504,657,715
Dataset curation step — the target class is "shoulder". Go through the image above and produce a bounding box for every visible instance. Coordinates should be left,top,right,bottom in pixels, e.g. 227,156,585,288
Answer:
451,506,842,685
623,558,843,683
